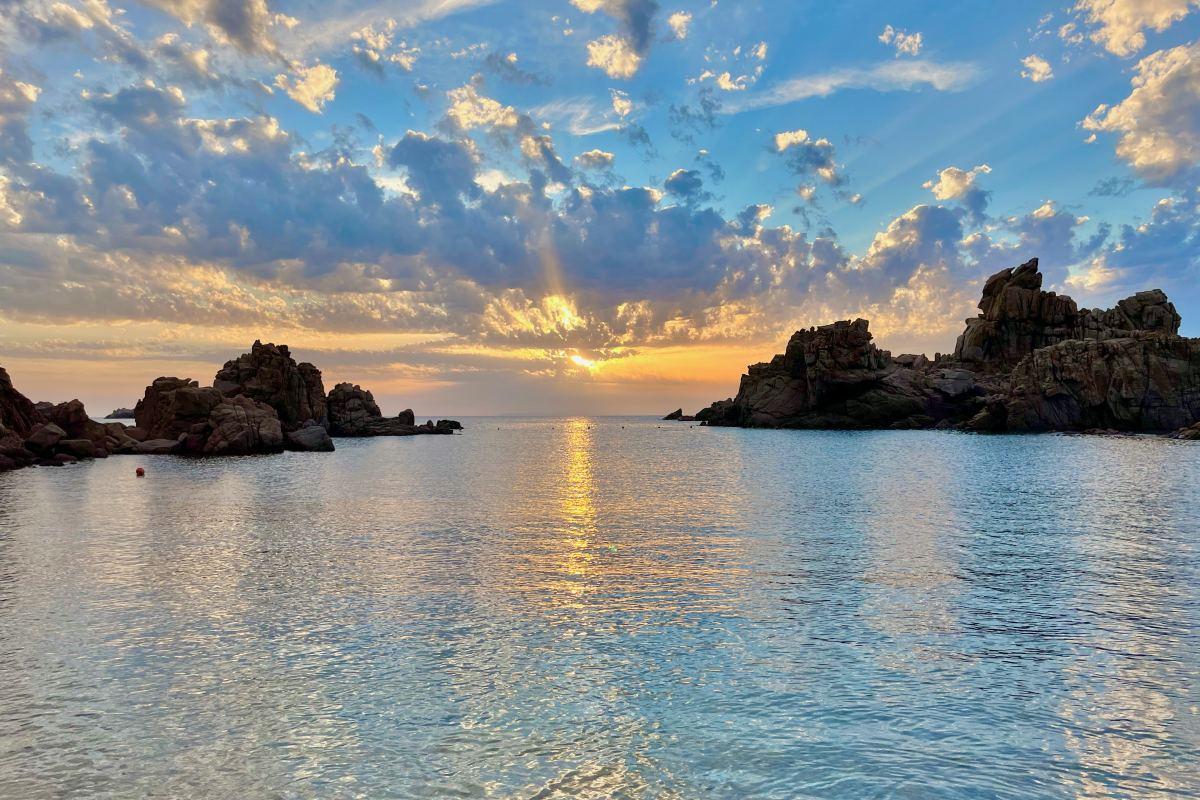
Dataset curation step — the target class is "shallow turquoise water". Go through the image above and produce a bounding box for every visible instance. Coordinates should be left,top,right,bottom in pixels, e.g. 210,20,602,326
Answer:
0,418,1198,799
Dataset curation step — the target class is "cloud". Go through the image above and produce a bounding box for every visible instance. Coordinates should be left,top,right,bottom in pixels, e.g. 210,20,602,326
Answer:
725,59,980,113
663,168,708,204
0,70,40,165
667,11,691,40
773,129,845,187
1020,54,1054,82
275,63,339,113
923,164,992,219
573,0,660,78
575,149,616,169
483,51,547,85
138,0,281,56
611,88,633,117
445,83,521,130
351,19,419,74
1068,0,1198,57
530,97,621,135
878,24,923,56
585,33,643,78
1082,41,1200,185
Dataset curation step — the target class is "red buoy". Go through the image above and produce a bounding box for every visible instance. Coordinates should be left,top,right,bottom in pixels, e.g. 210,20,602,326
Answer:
136,467,145,477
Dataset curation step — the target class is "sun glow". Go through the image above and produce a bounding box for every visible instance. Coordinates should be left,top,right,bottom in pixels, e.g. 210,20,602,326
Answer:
569,354,599,371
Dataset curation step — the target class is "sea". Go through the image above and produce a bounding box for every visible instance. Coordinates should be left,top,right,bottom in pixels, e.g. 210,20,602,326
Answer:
1,417,1197,799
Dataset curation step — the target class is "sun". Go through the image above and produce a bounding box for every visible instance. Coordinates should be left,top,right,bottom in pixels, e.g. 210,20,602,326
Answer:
569,354,599,371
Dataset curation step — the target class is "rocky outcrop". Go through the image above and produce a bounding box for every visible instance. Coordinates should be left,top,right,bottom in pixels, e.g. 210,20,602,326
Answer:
134,376,285,455
698,258,1200,435
972,334,1200,433
327,383,381,435
286,423,335,452
213,341,327,431
663,408,695,421
105,408,135,419
326,382,460,437
953,258,1181,368
1,366,41,439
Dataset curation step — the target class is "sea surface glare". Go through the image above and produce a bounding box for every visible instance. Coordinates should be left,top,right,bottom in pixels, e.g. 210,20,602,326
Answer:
1,418,1198,799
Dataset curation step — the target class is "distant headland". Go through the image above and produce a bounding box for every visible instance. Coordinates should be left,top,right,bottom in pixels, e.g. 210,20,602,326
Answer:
682,258,1200,438
1,341,461,472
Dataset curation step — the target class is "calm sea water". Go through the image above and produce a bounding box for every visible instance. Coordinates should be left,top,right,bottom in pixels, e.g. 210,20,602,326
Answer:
0,418,1197,799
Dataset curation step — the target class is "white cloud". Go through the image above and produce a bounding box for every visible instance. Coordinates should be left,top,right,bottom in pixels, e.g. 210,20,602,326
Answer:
445,84,520,130
773,129,811,152
274,63,338,113
1068,0,1198,56
878,24,923,56
923,164,992,200
575,149,615,169
610,88,633,117
726,60,979,113
586,34,642,78
530,97,620,135
1020,55,1054,82
668,11,692,40
1082,41,1200,184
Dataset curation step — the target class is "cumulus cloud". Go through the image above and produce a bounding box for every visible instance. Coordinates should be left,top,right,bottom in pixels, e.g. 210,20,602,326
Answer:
0,70,40,165
585,33,642,78
923,164,992,219
1067,0,1198,57
575,149,615,169
1020,55,1054,82
351,19,419,74
878,24,923,56
1082,41,1200,185
275,63,339,113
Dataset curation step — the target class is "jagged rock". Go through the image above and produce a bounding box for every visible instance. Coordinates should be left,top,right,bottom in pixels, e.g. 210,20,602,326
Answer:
286,424,335,452
33,401,55,416
135,378,225,440
982,334,1200,433
25,423,66,454
397,408,415,426
436,419,463,432
213,341,327,431
663,408,684,420
698,257,1200,435
43,400,109,455
327,383,382,435
0,366,41,438
105,408,135,419
135,376,284,455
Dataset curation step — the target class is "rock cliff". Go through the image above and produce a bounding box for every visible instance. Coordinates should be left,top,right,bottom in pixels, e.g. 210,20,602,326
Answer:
698,258,1200,434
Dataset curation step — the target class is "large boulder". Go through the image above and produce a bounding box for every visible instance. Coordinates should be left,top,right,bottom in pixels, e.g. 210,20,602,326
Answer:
0,366,41,438
213,341,327,431
24,423,66,454
43,400,110,454
327,383,383,435
286,423,335,452
198,395,285,455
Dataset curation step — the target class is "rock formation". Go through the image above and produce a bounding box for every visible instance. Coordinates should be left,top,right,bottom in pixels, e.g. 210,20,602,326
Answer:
663,408,696,421
213,341,327,431
697,258,1200,435
134,377,286,455
105,408,135,419
326,382,459,437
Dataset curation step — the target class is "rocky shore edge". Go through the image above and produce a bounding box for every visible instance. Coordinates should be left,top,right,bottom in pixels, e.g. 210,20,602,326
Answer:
1,341,462,473
676,258,1200,438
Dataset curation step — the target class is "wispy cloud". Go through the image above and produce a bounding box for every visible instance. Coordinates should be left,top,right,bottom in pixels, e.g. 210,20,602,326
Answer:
723,60,981,113
284,0,499,56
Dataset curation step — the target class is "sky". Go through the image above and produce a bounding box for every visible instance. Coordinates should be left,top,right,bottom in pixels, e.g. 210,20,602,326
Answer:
1,0,1199,416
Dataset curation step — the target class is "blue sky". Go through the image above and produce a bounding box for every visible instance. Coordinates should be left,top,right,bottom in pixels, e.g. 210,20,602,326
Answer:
1,0,1199,414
